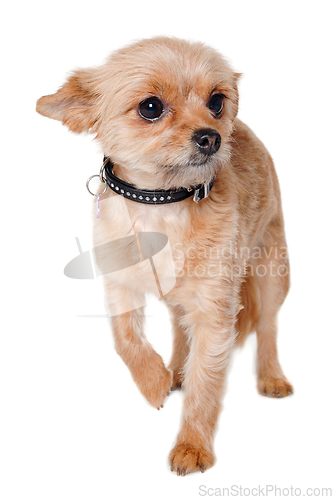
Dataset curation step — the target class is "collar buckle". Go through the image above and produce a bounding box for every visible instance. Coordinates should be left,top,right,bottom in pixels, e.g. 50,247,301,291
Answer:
193,182,210,203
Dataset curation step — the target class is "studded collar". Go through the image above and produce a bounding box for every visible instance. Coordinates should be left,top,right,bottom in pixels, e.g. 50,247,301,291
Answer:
103,157,214,204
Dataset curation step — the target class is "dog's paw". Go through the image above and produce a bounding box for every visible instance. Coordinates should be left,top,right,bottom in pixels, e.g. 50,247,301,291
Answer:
136,359,172,409
169,443,214,476
258,376,293,398
170,370,183,391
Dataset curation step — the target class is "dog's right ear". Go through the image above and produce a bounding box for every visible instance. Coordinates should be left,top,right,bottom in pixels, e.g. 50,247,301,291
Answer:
36,69,100,133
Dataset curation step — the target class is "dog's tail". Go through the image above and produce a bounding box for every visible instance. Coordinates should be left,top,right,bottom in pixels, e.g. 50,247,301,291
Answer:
235,272,261,345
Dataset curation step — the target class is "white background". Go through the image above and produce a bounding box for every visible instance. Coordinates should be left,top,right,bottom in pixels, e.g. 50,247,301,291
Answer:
1,1,333,498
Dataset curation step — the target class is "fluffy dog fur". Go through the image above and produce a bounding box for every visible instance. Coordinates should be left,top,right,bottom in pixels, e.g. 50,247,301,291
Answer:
37,37,293,475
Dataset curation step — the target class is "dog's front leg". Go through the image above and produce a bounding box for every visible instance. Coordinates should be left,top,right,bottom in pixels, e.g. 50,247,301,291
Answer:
109,288,172,409
169,293,237,475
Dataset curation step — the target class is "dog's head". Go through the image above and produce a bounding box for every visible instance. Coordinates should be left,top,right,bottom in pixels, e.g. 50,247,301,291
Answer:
37,37,240,190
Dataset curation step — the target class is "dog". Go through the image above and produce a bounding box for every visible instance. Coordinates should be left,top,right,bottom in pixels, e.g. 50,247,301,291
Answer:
36,36,293,476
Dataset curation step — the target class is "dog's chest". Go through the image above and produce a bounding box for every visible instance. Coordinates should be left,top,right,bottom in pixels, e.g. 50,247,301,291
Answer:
128,200,188,235
93,194,190,294
127,202,190,278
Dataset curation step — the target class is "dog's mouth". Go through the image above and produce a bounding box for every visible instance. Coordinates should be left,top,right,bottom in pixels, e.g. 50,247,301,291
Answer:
177,146,224,170
161,155,219,191
186,154,211,167
159,136,232,190
109,136,229,192
166,148,219,170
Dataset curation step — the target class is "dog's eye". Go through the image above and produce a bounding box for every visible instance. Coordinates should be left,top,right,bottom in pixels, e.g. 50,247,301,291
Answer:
139,97,164,121
208,94,224,117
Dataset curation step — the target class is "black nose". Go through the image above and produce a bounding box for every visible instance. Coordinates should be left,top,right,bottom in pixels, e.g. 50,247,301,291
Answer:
192,129,221,156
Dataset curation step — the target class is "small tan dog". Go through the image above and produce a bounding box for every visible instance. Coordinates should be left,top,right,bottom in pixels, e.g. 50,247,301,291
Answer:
37,37,293,475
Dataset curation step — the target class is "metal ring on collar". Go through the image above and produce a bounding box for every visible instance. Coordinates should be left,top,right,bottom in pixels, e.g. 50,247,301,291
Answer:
86,174,107,196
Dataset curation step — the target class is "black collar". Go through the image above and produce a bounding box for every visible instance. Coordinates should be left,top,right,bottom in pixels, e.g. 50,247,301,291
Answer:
102,157,214,204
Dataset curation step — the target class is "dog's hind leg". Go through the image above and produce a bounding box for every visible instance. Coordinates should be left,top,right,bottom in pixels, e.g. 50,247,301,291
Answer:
167,305,190,391
254,221,293,398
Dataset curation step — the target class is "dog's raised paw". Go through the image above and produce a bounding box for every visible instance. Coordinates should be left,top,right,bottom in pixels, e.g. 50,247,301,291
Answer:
258,377,293,398
135,360,172,410
169,443,214,476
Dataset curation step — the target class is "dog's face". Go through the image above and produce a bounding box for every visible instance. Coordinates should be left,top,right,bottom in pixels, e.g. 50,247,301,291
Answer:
37,37,239,190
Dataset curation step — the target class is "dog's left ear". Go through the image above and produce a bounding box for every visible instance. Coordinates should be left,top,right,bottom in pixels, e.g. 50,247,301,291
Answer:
36,69,100,133
230,72,242,119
